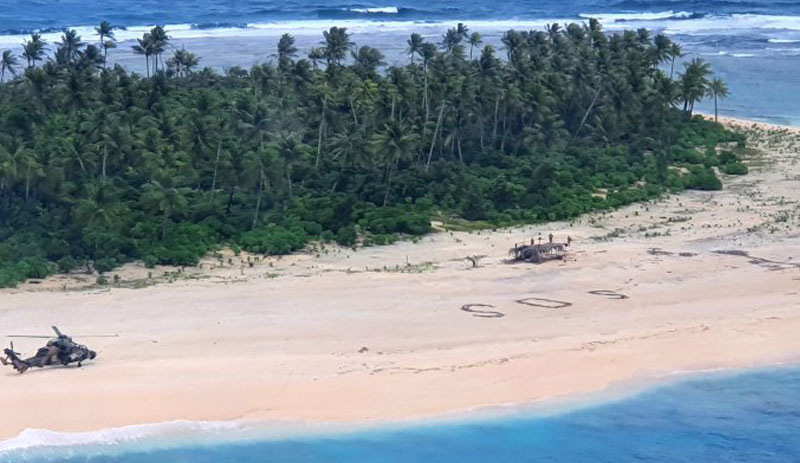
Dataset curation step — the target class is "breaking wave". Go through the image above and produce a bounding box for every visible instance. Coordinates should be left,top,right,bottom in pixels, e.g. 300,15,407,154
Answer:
578,10,702,22
0,420,248,456
347,6,400,14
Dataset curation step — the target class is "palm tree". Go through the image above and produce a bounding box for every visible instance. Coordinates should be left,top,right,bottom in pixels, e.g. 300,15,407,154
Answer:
244,145,277,229
668,42,683,79
371,121,418,205
706,77,729,122
22,33,47,68
441,27,462,54
75,183,121,258
56,29,85,65
308,47,325,69
321,27,352,67
95,20,116,69
0,50,20,83
275,133,308,198
276,33,298,70
0,143,17,193
679,58,711,116
406,33,423,64
352,46,385,77
79,45,104,71
168,47,200,77
15,147,40,201
142,176,190,240
467,32,483,60
149,26,170,73
456,23,470,40
132,34,154,77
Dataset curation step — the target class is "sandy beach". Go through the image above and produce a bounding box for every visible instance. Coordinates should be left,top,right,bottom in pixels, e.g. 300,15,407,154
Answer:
2,117,800,441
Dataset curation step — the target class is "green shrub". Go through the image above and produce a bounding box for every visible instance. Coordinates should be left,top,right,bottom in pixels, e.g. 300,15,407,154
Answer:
335,225,357,247
688,167,723,190
239,226,309,255
723,162,748,175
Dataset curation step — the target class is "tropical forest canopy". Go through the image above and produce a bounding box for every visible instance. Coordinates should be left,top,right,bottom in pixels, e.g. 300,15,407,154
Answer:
0,20,744,286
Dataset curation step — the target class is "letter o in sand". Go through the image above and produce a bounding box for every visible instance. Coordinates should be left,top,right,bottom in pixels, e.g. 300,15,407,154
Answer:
515,297,572,309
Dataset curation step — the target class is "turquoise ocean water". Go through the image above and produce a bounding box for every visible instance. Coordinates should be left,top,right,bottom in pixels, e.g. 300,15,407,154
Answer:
4,366,800,462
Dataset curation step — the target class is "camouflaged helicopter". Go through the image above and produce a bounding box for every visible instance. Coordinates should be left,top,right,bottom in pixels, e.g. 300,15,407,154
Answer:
1,326,102,374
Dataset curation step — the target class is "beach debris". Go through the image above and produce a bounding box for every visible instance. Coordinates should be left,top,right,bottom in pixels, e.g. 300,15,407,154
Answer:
713,250,800,271
588,290,630,300
647,248,673,256
508,236,570,264
2,326,98,374
358,346,369,353
460,304,505,318
465,255,486,268
515,298,572,309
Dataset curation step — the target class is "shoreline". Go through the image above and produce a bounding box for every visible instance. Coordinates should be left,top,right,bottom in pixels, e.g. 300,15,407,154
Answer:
3,361,798,455
2,116,800,443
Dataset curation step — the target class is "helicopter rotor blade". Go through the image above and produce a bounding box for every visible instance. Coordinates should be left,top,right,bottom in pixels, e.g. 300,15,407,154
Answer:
7,334,119,338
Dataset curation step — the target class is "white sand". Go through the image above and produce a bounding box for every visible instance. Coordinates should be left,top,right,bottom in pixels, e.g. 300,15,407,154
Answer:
2,116,800,440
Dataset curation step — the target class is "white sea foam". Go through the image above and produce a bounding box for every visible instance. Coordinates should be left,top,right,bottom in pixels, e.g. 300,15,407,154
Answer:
3,14,800,50
660,14,800,35
579,10,695,22
0,420,247,454
349,6,399,14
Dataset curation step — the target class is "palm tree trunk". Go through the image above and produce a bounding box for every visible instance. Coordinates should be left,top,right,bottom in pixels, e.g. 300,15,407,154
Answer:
210,136,222,196
714,93,718,122
479,113,485,149
383,164,394,206
492,95,501,143
420,63,430,156
225,185,235,216
426,102,446,172
161,210,169,240
316,94,327,170
102,145,108,184
576,88,601,136
252,172,263,230
286,167,293,199
350,97,358,125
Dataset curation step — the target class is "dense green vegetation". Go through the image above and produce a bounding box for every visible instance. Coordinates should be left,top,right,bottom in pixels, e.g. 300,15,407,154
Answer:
0,20,744,286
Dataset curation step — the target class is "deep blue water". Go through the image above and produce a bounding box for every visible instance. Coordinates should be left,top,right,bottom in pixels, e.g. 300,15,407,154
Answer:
3,0,800,33
5,366,800,462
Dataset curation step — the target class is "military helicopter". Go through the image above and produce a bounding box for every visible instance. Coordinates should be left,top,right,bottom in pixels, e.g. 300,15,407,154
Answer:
1,326,103,374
